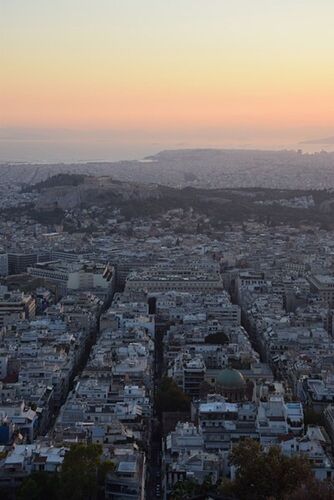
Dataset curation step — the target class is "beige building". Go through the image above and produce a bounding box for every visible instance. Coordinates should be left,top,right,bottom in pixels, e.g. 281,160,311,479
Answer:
308,275,334,306
125,268,224,294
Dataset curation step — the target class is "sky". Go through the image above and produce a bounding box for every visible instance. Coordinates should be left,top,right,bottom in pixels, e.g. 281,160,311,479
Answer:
1,0,334,161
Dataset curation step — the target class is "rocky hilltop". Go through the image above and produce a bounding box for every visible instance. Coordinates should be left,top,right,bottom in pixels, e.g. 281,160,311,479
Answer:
24,173,334,231
34,175,167,210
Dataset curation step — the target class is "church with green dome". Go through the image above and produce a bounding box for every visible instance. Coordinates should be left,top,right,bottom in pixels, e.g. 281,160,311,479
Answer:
214,367,247,402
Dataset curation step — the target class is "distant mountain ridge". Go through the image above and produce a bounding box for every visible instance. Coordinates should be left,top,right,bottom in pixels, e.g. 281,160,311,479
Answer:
300,136,334,145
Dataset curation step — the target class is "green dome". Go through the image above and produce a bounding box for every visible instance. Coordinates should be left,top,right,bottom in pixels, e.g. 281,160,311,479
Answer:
216,368,246,389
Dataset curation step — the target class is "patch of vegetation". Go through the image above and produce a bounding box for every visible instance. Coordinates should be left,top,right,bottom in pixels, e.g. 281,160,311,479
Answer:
29,207,65,225
221,438,330,500
304,407,325,427
204,331,229,345
155,376,191,416
170,477,215,500
169,439,333,500
26,174,88,193
16,444,115,500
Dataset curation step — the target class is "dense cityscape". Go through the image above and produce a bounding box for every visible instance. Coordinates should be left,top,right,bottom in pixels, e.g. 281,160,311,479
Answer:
0,168,333,498
3,0,334,498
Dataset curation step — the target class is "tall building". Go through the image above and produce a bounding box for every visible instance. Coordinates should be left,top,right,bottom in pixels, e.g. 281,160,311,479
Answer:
0,252,8,277
0,286,36,327
8,253,38,275
308,275,334,307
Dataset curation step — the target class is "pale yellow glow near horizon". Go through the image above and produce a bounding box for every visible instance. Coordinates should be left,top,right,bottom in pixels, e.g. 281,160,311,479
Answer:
1,0,334,134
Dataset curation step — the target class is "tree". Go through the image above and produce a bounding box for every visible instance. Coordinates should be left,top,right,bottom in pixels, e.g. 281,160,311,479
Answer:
17,444,113,500
17,478,40,500
204,331,229,345
303,407,325,427
170,476,215,500
287,477,334,500
169,478,199,499
97,460,116,486
60,443,103,500
17,473,60,500
221,438,314,500
155,377,190,415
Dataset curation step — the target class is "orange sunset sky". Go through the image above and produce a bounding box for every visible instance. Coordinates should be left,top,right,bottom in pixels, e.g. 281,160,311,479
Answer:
1,0,334,160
